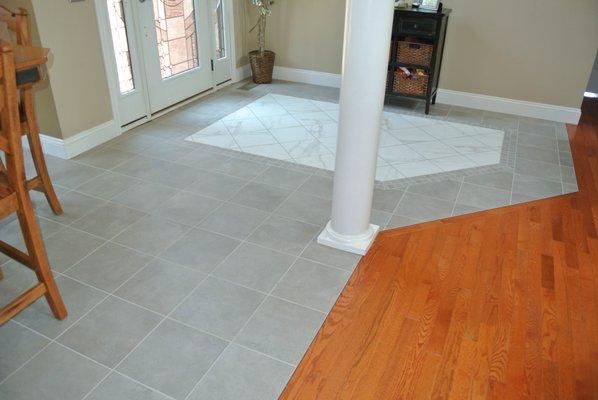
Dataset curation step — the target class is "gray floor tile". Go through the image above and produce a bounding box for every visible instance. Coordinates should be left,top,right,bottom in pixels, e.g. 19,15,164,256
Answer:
371,209,393,228
230,182,292,212
456,182,511,209
481,112,518,130
213,157,268,179
248,215,320,256
115,258,205,315
176,149,231,170
213,243,295,292
58,297,161,367
275,192,331,225
512,174,563,199
108,134,162,154
160,228,240,273
15,275,106,339
395,192,454,221
563,182,578,194
152,192,221,226
300,240,361,271
372,188,405,212
511,192,540,204
406,179,462,202
0,343,108,400
235,297,326,365
171,277,265,340
463,171,513,191
517,132,558,151
561,165,577,184
151,162,205,190
75,147,133,170
71,203,146,239
86,372,170,400
117,320,227,400
142,141,195,163
112,155,170,181
188,344,294,400
113,215,188,256
50,162,105,189
187,171,247,200
111,182,177,212
35,190,106,225
0,321,50,382
516,144,559,164
452,203,483,216
514,158,562,181
559,151,573,167
0,216,60,254
199,202,269,239
254,166,311,190
65,243,151,292
297,175,334,199
44,227,106,272
272,259,350,313
518,118,557,136
386,215,423,229
75,172,141,200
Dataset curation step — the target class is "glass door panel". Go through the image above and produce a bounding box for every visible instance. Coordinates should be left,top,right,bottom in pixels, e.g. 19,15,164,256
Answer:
107,0,134,93
210,0,231,85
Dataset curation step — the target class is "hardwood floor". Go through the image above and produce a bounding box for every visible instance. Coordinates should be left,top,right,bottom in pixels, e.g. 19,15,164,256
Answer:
280,101,598,399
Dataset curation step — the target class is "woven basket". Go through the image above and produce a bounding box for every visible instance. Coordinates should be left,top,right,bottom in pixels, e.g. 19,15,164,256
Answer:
397,41,433,67
393,70,429,96
249,50,275,84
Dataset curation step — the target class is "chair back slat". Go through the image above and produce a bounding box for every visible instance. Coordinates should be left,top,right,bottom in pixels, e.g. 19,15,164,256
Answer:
0,6,29,46
0,40,21,156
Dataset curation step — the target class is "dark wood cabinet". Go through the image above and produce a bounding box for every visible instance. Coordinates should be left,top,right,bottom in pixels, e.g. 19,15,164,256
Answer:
386,5,451,114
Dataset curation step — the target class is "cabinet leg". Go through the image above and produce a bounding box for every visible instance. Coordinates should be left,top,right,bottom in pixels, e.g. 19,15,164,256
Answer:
432,93,437,105
425,100,431,115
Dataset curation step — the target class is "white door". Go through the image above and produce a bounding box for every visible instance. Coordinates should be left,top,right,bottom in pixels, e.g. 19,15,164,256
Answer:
103,0,232,125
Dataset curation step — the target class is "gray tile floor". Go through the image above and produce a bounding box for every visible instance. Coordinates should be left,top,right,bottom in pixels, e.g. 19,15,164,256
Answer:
0,80,578,400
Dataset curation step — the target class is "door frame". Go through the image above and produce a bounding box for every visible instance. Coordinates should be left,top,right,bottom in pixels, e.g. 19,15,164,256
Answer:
94,0,239,132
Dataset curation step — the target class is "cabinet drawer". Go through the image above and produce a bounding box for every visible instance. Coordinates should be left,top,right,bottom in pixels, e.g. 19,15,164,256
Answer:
397,18,437,37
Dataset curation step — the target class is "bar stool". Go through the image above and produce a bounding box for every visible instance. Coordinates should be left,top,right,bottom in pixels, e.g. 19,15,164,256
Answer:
0,6,63,215
0,40,67,325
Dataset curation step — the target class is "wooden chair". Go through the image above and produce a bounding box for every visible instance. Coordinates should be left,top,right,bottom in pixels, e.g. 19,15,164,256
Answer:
0,6,63,215
0,40,67,325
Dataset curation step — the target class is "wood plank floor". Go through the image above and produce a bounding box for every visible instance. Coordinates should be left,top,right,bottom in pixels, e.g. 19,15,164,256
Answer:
280,101,598,399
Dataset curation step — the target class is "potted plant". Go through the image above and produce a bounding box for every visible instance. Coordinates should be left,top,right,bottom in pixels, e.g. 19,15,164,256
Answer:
248,0,276,84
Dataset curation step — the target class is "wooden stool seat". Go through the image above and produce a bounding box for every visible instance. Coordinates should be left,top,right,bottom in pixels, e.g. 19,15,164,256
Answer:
0,40,67,325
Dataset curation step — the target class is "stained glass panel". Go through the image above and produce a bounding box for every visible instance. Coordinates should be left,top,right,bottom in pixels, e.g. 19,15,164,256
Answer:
153,0,199,79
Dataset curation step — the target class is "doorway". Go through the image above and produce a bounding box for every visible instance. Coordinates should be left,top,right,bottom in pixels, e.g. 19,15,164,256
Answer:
100,0,234,126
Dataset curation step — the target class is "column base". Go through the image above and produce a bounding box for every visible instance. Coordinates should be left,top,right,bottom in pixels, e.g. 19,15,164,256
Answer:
317,221,380,256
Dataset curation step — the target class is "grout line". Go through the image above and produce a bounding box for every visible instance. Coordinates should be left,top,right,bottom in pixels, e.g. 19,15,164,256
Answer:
450,177,465,216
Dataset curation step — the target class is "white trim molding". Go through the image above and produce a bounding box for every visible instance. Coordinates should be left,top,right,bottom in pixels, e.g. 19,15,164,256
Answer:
435,89,581,125
237,65,581,124
234,64,252,82
27,120,121,160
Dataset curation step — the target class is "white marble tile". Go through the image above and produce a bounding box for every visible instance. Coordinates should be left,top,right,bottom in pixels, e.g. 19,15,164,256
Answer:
294,154,336,170
291,111,334,126
378,144,426,164
305,122,338,139
258,115,302,130
388,127,436,145
376,165,404,181
466,151,502,165
193,121,229,136
223,117,267,134
393,160,443,177
408,141,458,159
231,131,278,147
282,139,333,158
222,107,255,121
432,155,478,171
269,126,313,143
243,143,291,160
185,94,506,182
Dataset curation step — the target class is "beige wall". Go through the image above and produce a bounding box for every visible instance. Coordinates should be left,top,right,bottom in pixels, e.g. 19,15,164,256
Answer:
3,0,113,139
249,0,598,108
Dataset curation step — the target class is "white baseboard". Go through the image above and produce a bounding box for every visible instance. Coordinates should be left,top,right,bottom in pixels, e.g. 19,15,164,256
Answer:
237,64,581,124
26,119,121,160
273,66,342,88
234,64,252,82
435,89,581,124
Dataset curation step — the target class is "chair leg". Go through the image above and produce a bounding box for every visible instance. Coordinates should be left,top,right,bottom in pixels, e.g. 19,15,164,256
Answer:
22,87,63,215
15,194,67,320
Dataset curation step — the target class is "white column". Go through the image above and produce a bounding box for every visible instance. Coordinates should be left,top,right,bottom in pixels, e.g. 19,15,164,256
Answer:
317,0,396,255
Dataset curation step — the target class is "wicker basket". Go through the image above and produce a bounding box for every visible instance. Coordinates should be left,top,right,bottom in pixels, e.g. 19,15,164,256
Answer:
397,41,433,67
393,70,429,96
249,50,275,84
